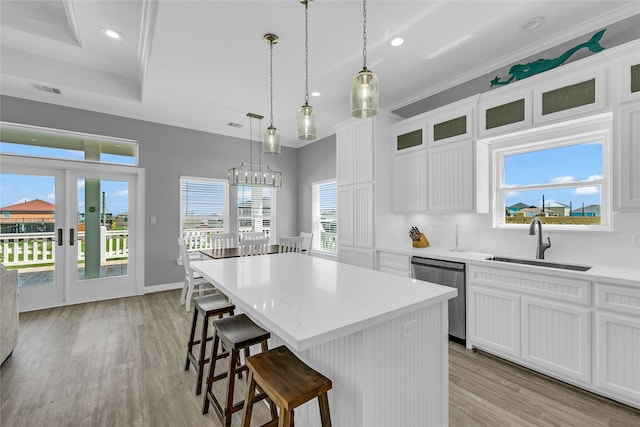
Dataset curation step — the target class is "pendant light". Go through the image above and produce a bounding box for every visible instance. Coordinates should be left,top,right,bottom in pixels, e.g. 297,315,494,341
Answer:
297,0,317,140
350,0,379,118
263,33,281,154
228,113,283,188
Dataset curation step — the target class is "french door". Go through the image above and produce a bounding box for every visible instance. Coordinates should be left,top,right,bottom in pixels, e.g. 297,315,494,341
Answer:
0,156,143,311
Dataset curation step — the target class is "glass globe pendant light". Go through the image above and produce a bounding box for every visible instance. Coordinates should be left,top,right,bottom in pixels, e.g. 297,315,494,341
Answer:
263,33,281,155
350,0,379,118
297,0,317,140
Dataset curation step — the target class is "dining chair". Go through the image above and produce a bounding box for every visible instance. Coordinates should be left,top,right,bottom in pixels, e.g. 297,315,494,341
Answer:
210,232,237,249
300,232,313,255
240,231,265,240
278,236,304,253
178,237,216,312
238,237,270,256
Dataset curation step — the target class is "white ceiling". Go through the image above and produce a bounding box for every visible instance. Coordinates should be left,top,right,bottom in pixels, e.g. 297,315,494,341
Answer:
1,1,639,148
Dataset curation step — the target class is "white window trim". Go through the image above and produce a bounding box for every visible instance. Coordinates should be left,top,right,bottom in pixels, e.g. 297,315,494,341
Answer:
312,178,337,254
484,113,612,232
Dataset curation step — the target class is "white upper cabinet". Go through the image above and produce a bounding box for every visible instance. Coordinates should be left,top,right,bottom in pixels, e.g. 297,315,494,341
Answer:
426,98,476,146
428,140,474,212
425,97,478,212
616,47,640,104
478,88,533,138
616,101,640,210
392,115,426,154
533,66,606,124
336,125,354,186
393,150,427,212
336,119,374,185
391,116,428,212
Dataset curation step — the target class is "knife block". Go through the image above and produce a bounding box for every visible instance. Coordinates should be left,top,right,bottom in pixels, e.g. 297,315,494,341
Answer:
412,233,429,248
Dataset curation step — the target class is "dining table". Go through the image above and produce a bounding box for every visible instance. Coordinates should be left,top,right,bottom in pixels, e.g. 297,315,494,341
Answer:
190,252,456,427
199,244,280,259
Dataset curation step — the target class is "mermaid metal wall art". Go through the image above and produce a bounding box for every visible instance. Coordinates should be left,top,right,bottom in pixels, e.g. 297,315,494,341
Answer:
490,29,606,87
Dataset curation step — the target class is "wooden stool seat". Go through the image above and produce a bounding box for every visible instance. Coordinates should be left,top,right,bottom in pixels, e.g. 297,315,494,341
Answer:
202,313,276,427
242,345,333,427
184,294,235,395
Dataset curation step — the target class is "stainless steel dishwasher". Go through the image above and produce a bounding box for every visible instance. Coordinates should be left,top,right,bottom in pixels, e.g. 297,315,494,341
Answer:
411,257,466,345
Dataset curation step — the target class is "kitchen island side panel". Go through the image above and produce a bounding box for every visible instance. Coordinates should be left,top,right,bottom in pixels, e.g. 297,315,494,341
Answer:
270,301,448,427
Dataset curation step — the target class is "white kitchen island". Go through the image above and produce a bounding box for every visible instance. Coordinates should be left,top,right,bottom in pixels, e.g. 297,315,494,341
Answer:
191,253,457,427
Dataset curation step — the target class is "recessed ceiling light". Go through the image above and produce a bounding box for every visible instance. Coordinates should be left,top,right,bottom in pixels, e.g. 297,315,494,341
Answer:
311,91,321,97
389,36,404,47
521,16,545,32
102,28,123,40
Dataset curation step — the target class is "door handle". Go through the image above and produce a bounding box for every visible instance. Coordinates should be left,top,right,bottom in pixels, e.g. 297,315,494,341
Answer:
57,228,63,246
69,228,75,246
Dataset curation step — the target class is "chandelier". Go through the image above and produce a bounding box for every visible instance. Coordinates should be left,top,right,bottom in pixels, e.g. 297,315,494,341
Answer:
228,113,282,187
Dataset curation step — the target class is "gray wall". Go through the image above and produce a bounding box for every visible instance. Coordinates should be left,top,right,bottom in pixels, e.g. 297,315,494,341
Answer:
296,134,337,234
0,95,299,287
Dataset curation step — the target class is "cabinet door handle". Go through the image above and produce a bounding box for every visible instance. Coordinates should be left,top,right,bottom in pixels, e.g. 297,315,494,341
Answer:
57,228,63,246
69,228,75,246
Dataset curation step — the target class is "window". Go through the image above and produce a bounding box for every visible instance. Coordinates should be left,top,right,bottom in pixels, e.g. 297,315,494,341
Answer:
312,180,337,253
489,114,611,231
1,121,138,165
237,186,274,241
180,177,229,249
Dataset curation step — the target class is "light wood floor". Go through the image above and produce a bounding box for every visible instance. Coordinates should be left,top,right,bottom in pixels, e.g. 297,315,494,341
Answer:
1,290,639,427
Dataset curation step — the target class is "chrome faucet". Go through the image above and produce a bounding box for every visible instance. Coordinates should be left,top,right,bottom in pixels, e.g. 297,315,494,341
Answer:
529,217,551,259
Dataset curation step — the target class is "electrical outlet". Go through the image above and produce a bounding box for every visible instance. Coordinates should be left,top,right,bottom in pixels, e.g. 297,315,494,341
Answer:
634,233,640,248
149,216,157,225
403,320,417,338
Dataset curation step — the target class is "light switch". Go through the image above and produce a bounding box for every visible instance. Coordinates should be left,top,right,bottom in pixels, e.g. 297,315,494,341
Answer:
149,216,157,225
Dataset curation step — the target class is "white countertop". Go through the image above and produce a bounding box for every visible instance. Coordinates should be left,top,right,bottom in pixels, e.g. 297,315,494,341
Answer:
379,245,640,287
191,253,457,351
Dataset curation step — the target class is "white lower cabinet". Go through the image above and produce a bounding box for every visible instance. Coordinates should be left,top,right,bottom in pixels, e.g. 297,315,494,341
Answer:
338,247,375,269
594,282,640,406
468,285,521,358
467,264,640,409
521,297,591,384
376,251,410,277
595,312,640,406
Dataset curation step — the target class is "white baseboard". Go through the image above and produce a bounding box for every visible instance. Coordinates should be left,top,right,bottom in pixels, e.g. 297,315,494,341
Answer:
144,282,183,294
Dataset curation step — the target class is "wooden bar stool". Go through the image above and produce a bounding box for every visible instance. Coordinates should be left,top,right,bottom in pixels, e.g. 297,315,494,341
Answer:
184,294,235,395
202,313,276,427
242,345,333,427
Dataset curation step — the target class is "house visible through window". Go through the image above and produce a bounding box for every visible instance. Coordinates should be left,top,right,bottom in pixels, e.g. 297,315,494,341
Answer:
237,186,274,241
490,114,611,231
180,177,228,249
312,180,337,253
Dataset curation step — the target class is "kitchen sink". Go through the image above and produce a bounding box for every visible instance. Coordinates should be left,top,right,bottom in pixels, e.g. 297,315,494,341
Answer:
485,256,592,272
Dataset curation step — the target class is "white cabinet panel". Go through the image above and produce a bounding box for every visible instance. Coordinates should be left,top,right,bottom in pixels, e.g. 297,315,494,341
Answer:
377,251,410,277
533,67,606,124
337,246,354,265
596,283,640,316
618,49,640,104
595,312,640,405
393,150,427,212
353,183,374,248
468,285,521,358
522,297,591,384
478,88,532,137
353,120,374,183
427,140,473,212
617,102,640,209
336,126,354,186
337,186,353,246
353,248,375,270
